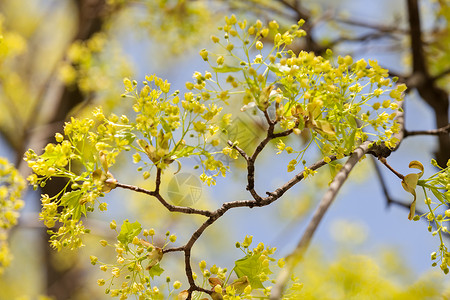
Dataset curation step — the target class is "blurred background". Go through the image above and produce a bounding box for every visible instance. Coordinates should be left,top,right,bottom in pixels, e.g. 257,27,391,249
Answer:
0,0,449,299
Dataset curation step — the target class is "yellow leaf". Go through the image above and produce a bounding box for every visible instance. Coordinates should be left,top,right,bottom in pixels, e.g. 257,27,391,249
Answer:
315,120,336,138
177,290,189,300
229,276,250,294
408,160,424,178
208,277,223,288
408,199,416,221
257,85,274,110
306,101,322,119
99,151,108,172
402,160,424,220
211,292,224,300
401,173,419,194
146,245,163,269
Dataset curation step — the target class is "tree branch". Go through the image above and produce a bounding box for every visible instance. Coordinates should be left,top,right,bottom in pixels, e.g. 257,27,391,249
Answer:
227,141,250,161
407,0,428,76
114,181,213,217
371,156,396,208
164,152,341,299
265,154,337,200
270,141,371,299
404,124,450,137
378,157,405,180
333,16,408,34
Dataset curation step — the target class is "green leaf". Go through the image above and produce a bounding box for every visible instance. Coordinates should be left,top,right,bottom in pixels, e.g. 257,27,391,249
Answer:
60,190,85,219
174,145,196,158
267,64,284,76
148,263,164,279
234,254,265,289
327,160,339,178
297,115,305,131
212,65,242,73
346,115,357,129
430,187,445,204
117,220,142,245
345,129,356,151
159,118,172,133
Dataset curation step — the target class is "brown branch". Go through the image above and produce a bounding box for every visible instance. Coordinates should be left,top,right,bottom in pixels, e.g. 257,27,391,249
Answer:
371,156,395,207
276,0,310,20
114,181,213,217
328,31,397,49
334,17,409,35
154,167,162,194
404,124,450,137
227,141,250,161
378,157,405,180
162,246,184,254
407,0,428,76
271,141,371,299
272,128,295,138
266,154,337,200
164,153,341,299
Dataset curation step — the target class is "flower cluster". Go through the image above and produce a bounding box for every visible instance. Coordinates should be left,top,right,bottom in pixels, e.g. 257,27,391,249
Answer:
194,235,282,299
404,159,450,274
24,110,135,250
123,74,229,185
190,16,405,173
0,158,25,274
94,220,180,299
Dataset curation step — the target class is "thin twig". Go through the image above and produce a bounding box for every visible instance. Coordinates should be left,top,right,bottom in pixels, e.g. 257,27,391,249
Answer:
371,156,394,207
155,167,162,193
162,246,184,254
114,181,213,217
227,140,250,161
265,154,337,201
270,141,371,299
162,154,341,299
404,124,450,137
276,0,310,20
378,157,405,180
333,17,409,34
328,31,397,48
